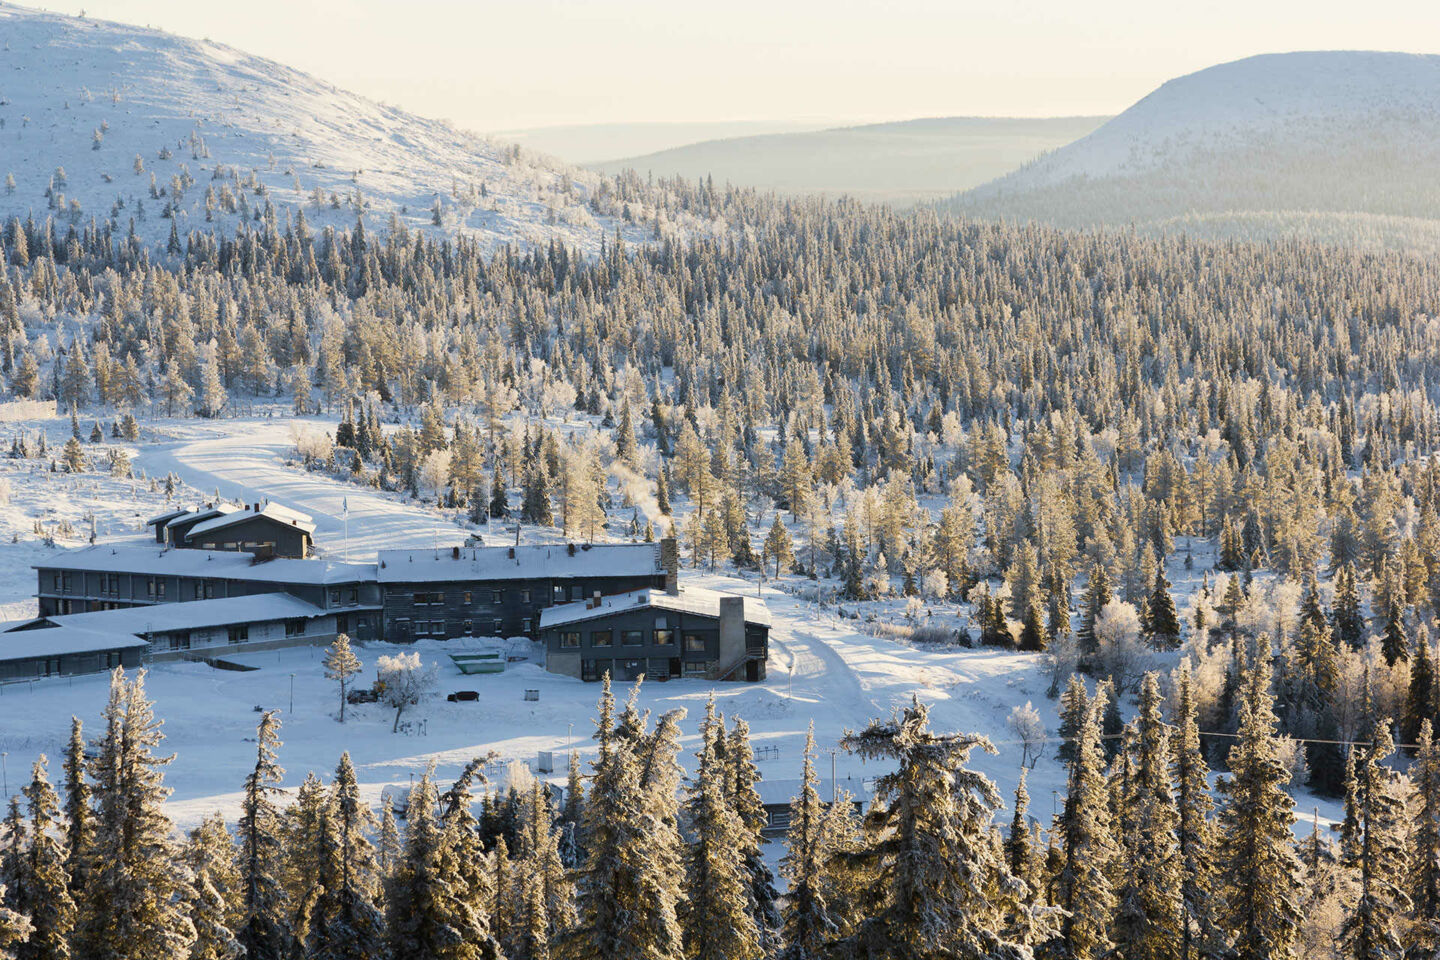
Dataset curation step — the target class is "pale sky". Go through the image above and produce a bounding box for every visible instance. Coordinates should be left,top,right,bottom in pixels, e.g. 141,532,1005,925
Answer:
61,0,1440,132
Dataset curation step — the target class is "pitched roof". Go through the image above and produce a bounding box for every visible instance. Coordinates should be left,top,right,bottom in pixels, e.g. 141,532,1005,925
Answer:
187,502,317,539
34,544,376,585
36,593,326,634
377,542,663,584
165,503,239,529
538,586,772,630
144,506,194,527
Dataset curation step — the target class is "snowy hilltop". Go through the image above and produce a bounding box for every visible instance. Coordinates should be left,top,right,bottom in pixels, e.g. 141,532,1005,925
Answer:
949,51,1440,252
0,3,635,254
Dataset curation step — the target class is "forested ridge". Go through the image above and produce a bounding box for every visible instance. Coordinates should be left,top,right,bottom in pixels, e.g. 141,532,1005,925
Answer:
5,175,1440,957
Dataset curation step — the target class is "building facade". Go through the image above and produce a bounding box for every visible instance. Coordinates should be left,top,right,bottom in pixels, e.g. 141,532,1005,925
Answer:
377,539,678,642
539,586,770,682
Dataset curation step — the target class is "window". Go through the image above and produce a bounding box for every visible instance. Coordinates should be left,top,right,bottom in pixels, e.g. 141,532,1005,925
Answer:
684,634,707,654
105,652,120,669
227,625,249,644
330,588,341,604
412,592,444,606
100,573,119,596
520,589,532,604
193,582,204,600
52,572,61,592
592,630,613,648
492,619,503,635
522,618,532,634
147,578,166,600
285,619,306,637
683,661,711,678
205,581,216,599
570,585,584,601
463,620,473,635
653,629,674,647
492,589,504,604
553,585,565,603
561,631,581,649
582,659,602,682
347,587,358,605
170,633,191,651
463,591,473,605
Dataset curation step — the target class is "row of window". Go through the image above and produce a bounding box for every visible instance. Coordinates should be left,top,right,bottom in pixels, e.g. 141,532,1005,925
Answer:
558,629,709,653
409,588,540,607
578,658,713,681
401,618,532,637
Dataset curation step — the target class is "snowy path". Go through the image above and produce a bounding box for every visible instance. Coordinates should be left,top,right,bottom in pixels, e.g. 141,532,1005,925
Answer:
133,419,454,559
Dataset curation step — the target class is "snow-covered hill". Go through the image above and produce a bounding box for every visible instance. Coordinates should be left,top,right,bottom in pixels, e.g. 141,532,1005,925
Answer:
949,51,1440,251
0,3,631,253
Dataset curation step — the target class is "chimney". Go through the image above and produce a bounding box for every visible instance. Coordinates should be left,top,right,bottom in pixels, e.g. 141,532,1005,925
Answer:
718,596,745,679
660,537,679,596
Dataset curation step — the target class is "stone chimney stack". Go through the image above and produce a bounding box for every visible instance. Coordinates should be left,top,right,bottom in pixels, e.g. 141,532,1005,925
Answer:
660,537,680,595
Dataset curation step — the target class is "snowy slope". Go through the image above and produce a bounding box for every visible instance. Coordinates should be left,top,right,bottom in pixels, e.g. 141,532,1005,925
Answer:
950,52,1440,250
0,3,630,253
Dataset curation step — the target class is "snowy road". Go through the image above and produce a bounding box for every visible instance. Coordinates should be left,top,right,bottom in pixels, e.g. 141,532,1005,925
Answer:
133,419,458,559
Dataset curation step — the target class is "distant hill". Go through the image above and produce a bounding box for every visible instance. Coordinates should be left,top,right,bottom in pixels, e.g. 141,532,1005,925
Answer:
593,116,1109,207
0,3,646,254
947,51,1440,252
489,121,831,165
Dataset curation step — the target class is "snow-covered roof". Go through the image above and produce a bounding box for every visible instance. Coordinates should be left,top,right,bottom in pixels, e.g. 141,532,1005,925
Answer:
144,506,194,527
187,502,317,540
38,593,327,634
378,543,663,584
34,544,376,585
538,586,772,630
165,503,240,529
0,624,149,662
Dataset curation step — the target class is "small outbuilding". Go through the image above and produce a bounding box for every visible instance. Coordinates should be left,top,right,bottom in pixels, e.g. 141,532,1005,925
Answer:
539,585,770,682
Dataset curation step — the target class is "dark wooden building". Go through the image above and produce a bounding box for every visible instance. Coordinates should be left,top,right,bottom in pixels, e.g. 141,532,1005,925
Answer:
377,539,678,642
538,585,770,682
34,546,380,640
0,622,147,683
145,501,315,558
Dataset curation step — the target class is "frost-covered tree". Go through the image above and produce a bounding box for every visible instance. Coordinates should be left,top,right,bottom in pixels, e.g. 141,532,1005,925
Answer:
74,670,195,960
309,753,386,960
683,701,761,960
1340,720,1409,960
837,697,1055,959
323,634,362,723
779,725,841,960
1054,683,1118,960
236,711,293,960
1216,649,1303,960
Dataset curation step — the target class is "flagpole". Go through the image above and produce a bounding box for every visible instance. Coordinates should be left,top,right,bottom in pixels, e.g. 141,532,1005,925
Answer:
343,497,349,562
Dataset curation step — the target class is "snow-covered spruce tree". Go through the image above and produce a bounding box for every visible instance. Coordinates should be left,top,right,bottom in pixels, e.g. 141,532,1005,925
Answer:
308,753,386,960
836,697,1055,960
236,710,293,960
1055,674,1089,766
725,718,782,953
60,719,91,900
74,670,195,960
567,677,686,960
284,772,331,948
378,805,402,883
1340,720,1409,960
560,752,586,868
517,779,575,944
779,724,841,960
437,756,500,947
11,758,76,960
0,887,30,960
1409,720,1440,957
184,814,242,960
1170,662,1227,960
1004,769,1038,893
1111,673,1183,960
1215,647,1303,960
683,700,761,960
187,849,242,960
388,770,500,960
1051,682,1118,960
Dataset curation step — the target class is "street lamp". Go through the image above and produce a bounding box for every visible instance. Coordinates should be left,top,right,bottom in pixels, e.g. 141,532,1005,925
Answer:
289,673,295,715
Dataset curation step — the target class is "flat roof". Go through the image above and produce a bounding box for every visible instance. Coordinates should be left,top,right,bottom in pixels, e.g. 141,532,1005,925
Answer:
378,542,663,584
539,586,772,630
34,544,377,585
0,624,149,662
36,593,327,634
